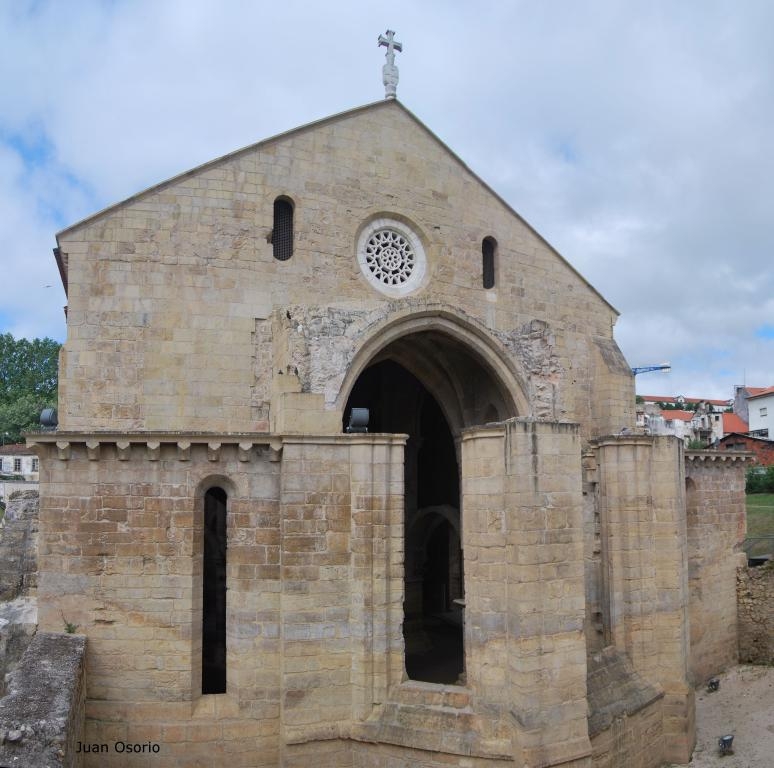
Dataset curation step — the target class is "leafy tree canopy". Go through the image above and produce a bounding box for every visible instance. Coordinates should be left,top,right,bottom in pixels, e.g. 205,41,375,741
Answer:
0,333,60,443
747,466,774,494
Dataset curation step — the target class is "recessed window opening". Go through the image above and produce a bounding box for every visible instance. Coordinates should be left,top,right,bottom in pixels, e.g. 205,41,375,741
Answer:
202,486,227,694
273,197,294,261
482,236,497,289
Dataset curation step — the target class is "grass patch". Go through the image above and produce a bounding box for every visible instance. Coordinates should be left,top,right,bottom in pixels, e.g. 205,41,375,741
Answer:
746,494,774,556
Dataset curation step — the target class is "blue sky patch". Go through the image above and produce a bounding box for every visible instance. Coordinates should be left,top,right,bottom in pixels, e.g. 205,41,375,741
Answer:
4,128,54,170
556,139,579,165
755,325,774,340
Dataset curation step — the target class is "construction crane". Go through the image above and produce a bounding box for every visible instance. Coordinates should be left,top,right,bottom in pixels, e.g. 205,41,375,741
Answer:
631,364,671,376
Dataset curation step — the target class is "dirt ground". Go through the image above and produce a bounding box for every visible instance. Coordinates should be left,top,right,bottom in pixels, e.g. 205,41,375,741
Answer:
670,665,774,767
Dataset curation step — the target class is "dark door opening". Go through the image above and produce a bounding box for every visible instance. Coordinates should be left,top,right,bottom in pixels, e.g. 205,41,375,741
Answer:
202,486,227,694
344,359,463,684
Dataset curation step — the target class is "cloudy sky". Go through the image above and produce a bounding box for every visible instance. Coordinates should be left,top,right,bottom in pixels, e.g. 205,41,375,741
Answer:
1,0,772,400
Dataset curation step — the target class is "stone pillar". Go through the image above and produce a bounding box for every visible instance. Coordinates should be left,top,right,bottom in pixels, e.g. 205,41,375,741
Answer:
595,435,694,764
462,419,591,768
278,435,405,747
684,452,749,682
347,437,405,719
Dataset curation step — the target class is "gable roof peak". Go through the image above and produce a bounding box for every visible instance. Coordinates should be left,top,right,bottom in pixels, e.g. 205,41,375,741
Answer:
53,99,618,315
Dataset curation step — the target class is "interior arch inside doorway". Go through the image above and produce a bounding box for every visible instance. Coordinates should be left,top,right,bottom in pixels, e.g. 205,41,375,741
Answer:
342,329,519,684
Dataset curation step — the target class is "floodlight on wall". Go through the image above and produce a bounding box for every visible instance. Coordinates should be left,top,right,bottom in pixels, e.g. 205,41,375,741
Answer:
346,408,370,433
707,678,720,692
718,735,734,755
39,408,58,430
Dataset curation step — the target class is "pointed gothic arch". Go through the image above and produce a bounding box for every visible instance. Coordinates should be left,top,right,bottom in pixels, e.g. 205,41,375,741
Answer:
335,310,529,432
340,313,527,684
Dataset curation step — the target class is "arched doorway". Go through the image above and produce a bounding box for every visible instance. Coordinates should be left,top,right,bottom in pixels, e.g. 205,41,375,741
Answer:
342,327,519,684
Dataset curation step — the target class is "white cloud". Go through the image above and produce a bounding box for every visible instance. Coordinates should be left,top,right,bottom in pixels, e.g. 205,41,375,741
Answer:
1,0,772,397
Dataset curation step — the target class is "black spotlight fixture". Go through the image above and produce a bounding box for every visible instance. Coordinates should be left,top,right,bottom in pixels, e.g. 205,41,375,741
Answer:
346,407,369,433
707,678,720,692
718,734,734,756
40,407,58,431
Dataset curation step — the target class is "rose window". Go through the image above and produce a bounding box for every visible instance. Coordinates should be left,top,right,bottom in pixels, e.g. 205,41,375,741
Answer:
357,218,426,296
364,229,415,285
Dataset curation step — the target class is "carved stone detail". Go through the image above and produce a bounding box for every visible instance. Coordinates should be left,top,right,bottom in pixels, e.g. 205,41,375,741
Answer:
177,441,191,461
86,441,100,461
56,441,71,461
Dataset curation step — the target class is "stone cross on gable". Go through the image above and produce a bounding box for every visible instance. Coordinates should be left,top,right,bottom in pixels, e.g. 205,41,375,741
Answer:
378,29,402,99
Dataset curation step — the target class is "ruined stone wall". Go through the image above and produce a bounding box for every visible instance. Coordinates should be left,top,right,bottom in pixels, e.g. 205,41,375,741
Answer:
0,490,39,601
684,453,748,683
0,632,86,768
737,562,774,664
0,490,40,691
55,101,632,440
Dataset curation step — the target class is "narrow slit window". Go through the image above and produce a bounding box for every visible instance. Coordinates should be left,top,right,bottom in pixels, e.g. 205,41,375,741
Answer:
202,486,227,694
482,236,496,289
273,197,294,261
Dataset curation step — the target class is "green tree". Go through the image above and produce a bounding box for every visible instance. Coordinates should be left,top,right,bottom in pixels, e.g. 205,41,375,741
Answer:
0,333,60,443
747,466,774,494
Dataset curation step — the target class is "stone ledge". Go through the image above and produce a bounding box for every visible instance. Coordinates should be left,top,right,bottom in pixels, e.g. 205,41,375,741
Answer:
685,450,755,464
0,631,86,768
351,682,513,760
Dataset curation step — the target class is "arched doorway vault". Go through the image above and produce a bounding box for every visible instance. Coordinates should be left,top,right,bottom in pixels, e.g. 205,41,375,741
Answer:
340,318,523,684
335,311,529,430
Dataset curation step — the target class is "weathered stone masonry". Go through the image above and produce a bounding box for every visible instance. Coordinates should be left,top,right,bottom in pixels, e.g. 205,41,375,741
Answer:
31,98,749,767
737,561,774,665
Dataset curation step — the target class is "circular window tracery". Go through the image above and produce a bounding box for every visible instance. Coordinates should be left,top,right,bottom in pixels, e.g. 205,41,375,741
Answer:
365,229,415,285
357,218,426,297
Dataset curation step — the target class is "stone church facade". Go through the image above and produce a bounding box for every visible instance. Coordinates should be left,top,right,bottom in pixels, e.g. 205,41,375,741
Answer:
30,100,746,767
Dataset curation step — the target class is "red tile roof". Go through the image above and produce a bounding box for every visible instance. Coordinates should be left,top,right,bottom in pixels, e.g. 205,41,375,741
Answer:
0,444,35,456
660,410,694,422
723,413,749,434
748,386,774,400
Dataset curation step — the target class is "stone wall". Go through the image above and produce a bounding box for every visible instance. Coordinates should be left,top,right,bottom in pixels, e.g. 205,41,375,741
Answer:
0,598,38,697
0,490,39,601
0,632,86,768
461,419,591,768
35,437,282,767
55,100,633,441
592,435,694,765
0,490,39,691
684,452,749,683
737,562,774,664
587,647,664,768
34,433,409,767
